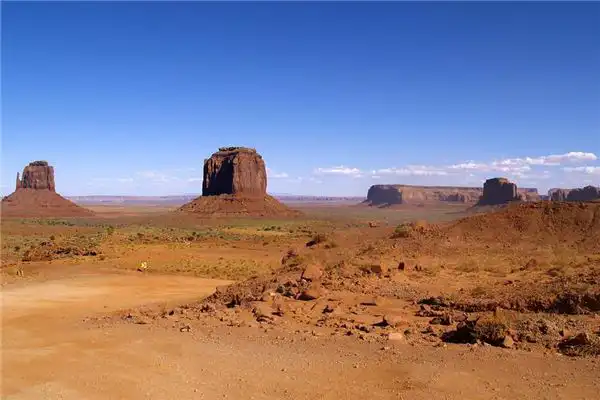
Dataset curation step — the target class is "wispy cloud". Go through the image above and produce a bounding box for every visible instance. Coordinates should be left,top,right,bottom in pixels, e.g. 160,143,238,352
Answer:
314,166,362,176
563,166,600,175
372,165,449,176
450,152,597,172
311,151,598,189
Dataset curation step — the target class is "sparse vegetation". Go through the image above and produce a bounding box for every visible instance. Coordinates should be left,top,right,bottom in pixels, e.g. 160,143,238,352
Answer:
391,223,412,238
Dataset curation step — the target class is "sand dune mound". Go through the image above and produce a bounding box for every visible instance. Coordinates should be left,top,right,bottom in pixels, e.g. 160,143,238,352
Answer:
178,194,300,217
2,189,95,218
445,201,600,248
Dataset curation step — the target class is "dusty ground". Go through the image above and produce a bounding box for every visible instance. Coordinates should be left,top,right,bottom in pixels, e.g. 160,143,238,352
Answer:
2,202,599,398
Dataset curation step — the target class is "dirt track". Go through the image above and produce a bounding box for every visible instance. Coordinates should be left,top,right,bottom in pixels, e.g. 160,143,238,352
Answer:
2,270,599,399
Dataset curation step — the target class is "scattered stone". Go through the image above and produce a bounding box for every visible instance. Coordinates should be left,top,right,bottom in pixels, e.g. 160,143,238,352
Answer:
398,261,406,271
416,304,444,318
180,325,191,332
200,303,216,313
323,304,338,314
301,263,323,282
383,314,404,328
361,296,387,306
252,303,275,322
388,332,405,342
501,335,514,348
298,283,323,301
429,314,453,326
369,263,389,276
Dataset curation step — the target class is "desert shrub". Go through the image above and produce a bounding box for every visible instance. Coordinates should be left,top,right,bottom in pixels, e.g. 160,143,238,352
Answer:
391,224,412,238
558,333,600,357
474,318,509,346
306,233,328,247
281,248,303,267
106,226,115,236
443,315,509,346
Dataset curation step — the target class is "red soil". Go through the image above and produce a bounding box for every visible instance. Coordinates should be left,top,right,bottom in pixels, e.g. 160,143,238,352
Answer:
1,189,95,218
445,201,600,249
177,194,302,217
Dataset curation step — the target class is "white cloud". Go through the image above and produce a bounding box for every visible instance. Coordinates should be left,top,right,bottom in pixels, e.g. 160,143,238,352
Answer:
314,165,363,176
448,162,489,171
373,165,448,176
187,177,203,182
492,152,597,168
447,152,597,174
563,166,600,175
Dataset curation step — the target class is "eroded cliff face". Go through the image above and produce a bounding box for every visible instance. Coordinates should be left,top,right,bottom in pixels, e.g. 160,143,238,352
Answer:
2,160,94,217
366,185,482,206
478,178,519,206
180,146,300,217
202,147,267,197
366,182,540,206
549,186,600,202
17,161,56,191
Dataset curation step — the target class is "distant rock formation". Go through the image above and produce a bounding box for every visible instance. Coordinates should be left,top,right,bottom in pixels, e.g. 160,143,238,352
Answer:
365,183,539,206
2,160,94,217
549,186,600,202
517,187,541,202
477,177,520,206
366,184,482,206
17,160,56,191
179,147,300,217
202,147,267,197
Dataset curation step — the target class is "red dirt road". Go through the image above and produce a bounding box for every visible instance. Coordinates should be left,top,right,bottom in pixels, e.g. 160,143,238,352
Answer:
2,272,599,399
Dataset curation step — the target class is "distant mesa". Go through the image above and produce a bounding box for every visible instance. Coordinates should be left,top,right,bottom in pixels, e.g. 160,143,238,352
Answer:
179,147,301,217
1,160,94,217
365,181,540,207
365,184,482,206
548,186,600,202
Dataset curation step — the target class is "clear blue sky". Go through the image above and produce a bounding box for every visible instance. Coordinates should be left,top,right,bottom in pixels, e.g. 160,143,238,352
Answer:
2,2,599,196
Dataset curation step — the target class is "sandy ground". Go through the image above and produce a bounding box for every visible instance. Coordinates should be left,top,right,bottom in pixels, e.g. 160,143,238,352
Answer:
2,269,599,400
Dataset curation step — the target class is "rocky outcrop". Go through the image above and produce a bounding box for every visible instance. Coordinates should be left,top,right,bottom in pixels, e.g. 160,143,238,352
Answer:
517,188,541,202
549,188,569,201
366,185,483,206
17,161,56,191
180,147,300,217
366,183,539,206
2,160,94,217
549,186,600,202
478,178,519,206
203,147,267,197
